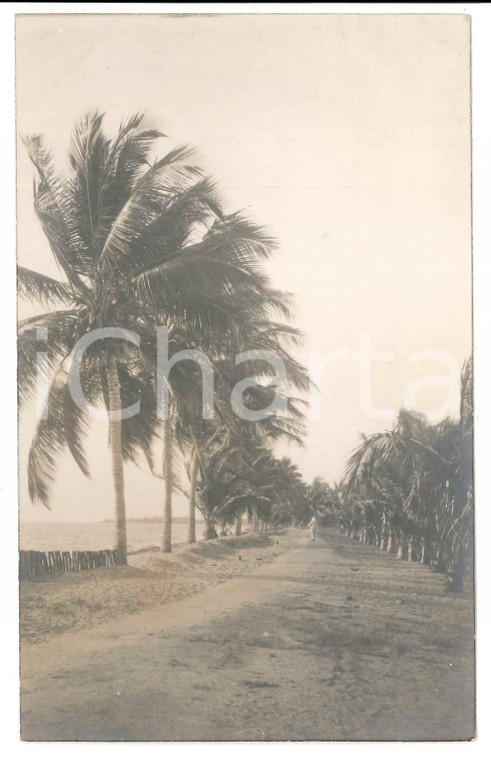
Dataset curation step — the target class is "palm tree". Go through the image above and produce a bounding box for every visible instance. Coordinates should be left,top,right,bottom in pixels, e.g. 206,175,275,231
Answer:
267,457,309,527
185,376,307,536
20,112,292,557
165,271,310,547
341,361,473,589
18,114,166,561
194,439,279,537
307,477,337,525
190,381,307,537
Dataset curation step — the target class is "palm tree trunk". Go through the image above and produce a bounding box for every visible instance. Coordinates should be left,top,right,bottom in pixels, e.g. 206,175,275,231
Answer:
421,516,435,566
162,415,173,553
378,516,387,550
407,538,417,561
253,505,259,532
421,534,432,565
106,355,127,565
420,538,426,563
387,531,398,554
187,449,198,544
397,540,408,560
235,511,242,536
203,513,218,539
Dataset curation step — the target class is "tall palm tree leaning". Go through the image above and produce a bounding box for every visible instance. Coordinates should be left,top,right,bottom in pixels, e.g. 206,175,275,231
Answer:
18,113,167,563
19,111,303,556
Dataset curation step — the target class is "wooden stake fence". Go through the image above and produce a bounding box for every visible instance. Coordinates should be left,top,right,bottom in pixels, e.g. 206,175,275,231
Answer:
19,548,125,579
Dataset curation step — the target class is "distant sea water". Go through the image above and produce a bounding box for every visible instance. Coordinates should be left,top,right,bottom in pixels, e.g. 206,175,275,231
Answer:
19,520,206,553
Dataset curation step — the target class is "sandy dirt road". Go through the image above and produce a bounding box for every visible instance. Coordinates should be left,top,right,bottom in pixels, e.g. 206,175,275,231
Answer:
20,529,474,741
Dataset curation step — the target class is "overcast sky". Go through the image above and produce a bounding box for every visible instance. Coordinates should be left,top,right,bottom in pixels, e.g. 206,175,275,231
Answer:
17,14,471,522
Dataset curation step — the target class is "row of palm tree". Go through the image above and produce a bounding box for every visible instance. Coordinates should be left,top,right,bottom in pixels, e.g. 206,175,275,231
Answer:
18,112,311,561
329,360,473,591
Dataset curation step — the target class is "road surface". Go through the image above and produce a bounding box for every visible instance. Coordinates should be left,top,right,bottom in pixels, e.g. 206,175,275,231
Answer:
21,529,474,741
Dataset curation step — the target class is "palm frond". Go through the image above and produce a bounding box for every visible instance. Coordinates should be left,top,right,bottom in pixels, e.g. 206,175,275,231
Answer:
28,367,92,506
18,309,83,409
17,266,73,305
98,144,203,277
23,134,94,293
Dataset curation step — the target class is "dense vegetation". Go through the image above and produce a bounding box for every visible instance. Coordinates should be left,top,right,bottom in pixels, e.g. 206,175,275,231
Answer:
330,361,473,591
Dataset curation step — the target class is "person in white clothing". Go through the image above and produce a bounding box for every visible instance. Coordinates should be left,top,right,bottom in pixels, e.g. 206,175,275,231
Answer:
308,515,318,541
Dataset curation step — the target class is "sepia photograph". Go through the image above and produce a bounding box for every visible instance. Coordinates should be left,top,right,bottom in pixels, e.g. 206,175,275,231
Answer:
15,9,475,742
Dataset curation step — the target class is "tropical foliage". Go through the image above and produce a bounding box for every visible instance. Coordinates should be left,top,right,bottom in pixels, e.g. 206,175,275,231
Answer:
18,112,310,557
331,360,473,590
306,477,338,525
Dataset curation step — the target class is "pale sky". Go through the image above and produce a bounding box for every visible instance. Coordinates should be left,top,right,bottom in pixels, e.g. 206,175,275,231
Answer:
16,14,472,522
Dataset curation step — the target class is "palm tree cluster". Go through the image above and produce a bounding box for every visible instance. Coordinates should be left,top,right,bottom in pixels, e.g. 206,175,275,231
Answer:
195,444,310,538
331,360,473,590
305,477,339,525
18,112,311,561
